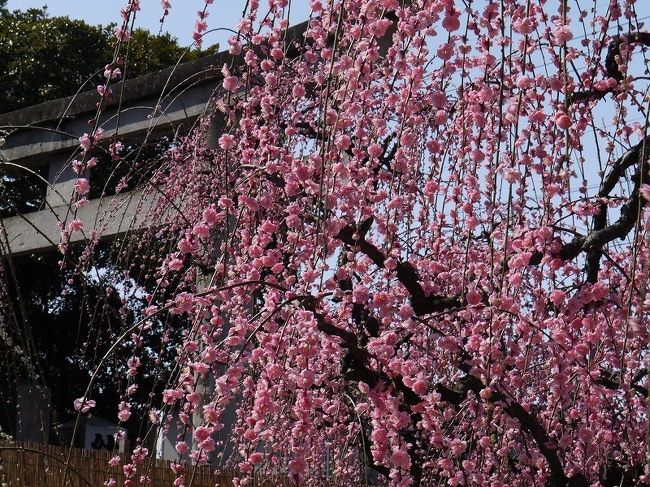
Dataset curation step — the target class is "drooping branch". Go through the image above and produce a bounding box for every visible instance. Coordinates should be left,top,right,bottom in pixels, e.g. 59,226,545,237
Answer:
358,421,392,478
302,283,579,486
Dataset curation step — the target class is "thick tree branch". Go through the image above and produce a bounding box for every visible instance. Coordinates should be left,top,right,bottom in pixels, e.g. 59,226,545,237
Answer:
300,296,424,482
437,367,586,487
529,137,649,282
336,219,462,316
303,287,580,486
597,368,649,397
571,32,650,104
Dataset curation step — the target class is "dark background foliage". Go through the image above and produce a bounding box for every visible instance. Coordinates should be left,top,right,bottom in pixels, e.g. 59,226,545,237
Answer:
0,0,217,113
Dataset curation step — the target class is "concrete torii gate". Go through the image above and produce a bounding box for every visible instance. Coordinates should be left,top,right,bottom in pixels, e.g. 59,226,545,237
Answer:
0,20,311,255
0,43,226,449
0,21,309,453
0,48,225,256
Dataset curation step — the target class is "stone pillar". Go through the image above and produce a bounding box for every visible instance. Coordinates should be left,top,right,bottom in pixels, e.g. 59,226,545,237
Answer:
191,111,238,466
157,410,192,461
15,382,50,443
45,155,81,208
192,272,238,466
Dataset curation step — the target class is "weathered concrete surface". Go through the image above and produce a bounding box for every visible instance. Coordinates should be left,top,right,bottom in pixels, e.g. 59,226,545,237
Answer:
44,156,82,206
1,80,219,166
1,188,157,255
0,52,224,127
0,19,309,127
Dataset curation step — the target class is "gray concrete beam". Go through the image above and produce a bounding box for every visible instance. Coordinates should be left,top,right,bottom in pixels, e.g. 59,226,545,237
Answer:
0,188,157,256
0,17,309,127
1,80,219,167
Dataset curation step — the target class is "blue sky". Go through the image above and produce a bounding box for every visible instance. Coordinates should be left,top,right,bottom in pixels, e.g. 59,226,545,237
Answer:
6,0,311,47
8,1,650,52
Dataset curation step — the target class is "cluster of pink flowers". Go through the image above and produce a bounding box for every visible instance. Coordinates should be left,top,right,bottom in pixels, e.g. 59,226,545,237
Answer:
192,5,212,47
73,397,96,413
81,0,650,485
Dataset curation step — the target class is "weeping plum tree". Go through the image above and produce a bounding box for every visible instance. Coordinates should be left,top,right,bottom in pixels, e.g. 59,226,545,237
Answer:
53,0,650,485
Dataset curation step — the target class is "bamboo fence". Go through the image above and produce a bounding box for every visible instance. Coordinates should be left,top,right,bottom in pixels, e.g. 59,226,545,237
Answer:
0,442,290,487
